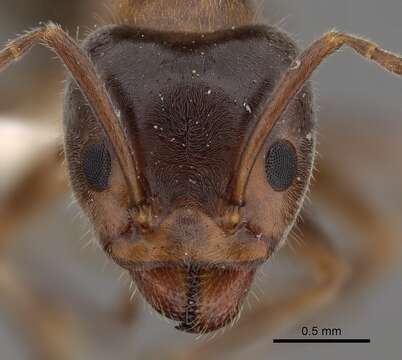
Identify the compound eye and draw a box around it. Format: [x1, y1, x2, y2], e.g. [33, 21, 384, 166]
[81, 143, 112, 191]
[265, 140, 297, 191]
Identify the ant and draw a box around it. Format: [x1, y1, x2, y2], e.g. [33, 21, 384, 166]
[0, 0, 401, 357]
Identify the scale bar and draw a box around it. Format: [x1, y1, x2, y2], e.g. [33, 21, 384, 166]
[273, 339, 371, 344]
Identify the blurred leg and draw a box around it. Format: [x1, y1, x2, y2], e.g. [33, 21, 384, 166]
[0, 141, 77, 360]
[0, 139, 138, 358]
[0, 261, 80, 360]
[313, 161, 400, 285]
[0, 141, 68, 251]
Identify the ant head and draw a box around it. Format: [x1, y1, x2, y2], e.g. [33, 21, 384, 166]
[63, 25, 315, 333]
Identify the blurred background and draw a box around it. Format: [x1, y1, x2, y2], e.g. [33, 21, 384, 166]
[0, 0, 401, 359]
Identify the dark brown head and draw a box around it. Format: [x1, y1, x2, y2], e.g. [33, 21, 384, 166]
[63, 24, 315, 333]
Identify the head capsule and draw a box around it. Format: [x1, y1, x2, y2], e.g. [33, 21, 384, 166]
[63, 24, 315, 332]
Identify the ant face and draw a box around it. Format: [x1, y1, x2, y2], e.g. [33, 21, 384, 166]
[64, 25, 315, 332]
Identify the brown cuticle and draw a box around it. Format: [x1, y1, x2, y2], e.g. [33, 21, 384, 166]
[3, 0, 402, 336]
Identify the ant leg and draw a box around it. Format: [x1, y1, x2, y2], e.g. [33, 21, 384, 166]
[0, 130, 136, 357]
[312, 161, 400, 286]
[0, 139, 68, 251]
[164, 216, 349, 360]
[0, 261, 78, 360]
[0, 138, 76, 360]
[0, 263, 137, 360]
